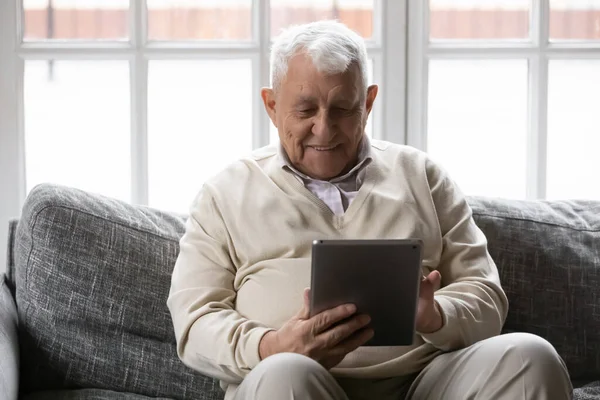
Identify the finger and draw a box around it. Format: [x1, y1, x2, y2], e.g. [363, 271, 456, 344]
[297, 288, 311, 320]
[420, 275, 433, 299]
[420, 271, 442, 298]
[318, 313, 371, 348]
[311, 303, 358, 334]
[428, 270, 442, 291]
[327, 327, 374, 358]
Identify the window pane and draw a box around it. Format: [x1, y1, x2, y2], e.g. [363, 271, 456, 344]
[23, 0, 128, 41]
[271, 0, 373, 39]
[547, 61, 600, 200]
[148, 60, 252, 213]
[147, 0, 251, 40]
[269, 58, 374, 144]
[24, 61, 131, 201]
[430, 0, 530, 40]
[550, 0, 600, 40]
[427, 60, 528, 198]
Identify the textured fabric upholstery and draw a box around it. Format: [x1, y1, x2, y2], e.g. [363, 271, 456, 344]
[469, 197, 600, 383]
[0, 275, 19, 400]
[14, 184, 223, 400]
[8, 184, 600, 399]
[575, 383, 600, 400]
[21, 388, 173, 399]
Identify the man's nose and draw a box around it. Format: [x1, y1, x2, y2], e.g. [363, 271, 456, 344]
[311, 110, 334, 139]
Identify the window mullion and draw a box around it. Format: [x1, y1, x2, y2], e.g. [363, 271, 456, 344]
[406, 0, 428, 150]
[371, 0, 381, 46]
[533, 0, 550, 50]
[370, 52, 384, 140]
[0, 0, 24, 273]
[538, 0, 550, 200]
[253, 0, 270, 149]
[381, 0, 408, 145]
[526, 0, 549, 199]
[531, 0, 540, 47]
[130, 0, 149, 205]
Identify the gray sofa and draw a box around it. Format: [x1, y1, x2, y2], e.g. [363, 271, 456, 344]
[1, 183, 599, 399]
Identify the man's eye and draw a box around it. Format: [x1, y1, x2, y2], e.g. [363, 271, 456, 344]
[332, 107, 353, 114]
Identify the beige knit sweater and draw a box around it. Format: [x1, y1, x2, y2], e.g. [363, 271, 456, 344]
[167, 139, 508, 395]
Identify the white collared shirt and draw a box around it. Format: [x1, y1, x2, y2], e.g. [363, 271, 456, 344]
[278, 136, 372, 215]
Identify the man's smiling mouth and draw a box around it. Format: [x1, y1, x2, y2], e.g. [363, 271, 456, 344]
[307, 144, 340, 151]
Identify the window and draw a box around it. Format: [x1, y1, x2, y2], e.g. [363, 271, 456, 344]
[408, 0, 600, 200]
[3, 1, 599, 271]
[1, 0, 406, 218]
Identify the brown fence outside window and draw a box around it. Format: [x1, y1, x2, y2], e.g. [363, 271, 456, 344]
[23, 8, 600, 41]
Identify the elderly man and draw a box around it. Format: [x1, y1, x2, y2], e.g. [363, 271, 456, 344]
[168, 20, 572, 400]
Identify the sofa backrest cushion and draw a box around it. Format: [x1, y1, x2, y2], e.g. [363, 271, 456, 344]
[13, 184, 600, 390]
[469, 196, 600, 381]
[14, 184, 223, 400]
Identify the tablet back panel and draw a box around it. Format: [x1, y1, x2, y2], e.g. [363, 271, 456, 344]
[310, 239, 422, 346]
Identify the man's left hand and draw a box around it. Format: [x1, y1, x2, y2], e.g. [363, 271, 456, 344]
[416, 270, 443, 333]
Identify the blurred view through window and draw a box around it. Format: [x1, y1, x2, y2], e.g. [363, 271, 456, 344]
[23, 0, 375, 41]
[15, 0, 600, 210]
[23, 0, 600, 41]
[430, 0, 600, 40]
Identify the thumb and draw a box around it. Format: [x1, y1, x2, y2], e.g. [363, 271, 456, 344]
[297, 288, 311, 319]
[428, 270, 442, 291]
[420, 275, 433, 299]
[420, 271, 441, 299]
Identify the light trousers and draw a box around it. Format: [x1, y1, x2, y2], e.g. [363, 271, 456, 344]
[231, 333, 573, 400]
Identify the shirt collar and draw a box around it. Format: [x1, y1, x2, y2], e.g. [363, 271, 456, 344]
[278, 135, 373, 183]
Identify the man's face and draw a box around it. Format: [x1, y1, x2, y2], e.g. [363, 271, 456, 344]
[262, 53, 378, 180]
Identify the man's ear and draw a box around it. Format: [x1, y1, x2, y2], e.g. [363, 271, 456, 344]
[261, 88, 277, 127]
[365, 84, 378, 116]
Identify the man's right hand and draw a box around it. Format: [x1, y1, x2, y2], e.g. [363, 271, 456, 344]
[258, 288, 374, 369]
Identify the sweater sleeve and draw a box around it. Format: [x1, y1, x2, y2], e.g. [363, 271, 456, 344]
[167, 185, 274, 383]
[417, 158, 509, 351]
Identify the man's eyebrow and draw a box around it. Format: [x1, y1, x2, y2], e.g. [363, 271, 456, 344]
[332, 97, 358, 104]
[330, 96, 359, 105]
[295, 96, 317, 105]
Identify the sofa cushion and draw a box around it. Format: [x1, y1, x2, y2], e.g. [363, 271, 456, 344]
[0, 275, 19, 400]
[13, 183, 600, 396]
[22, 389, 173, 400]
[469, 197, 600, 382]
[574, 382, 600, 400]
[15, 184, 223, 400]
[19, 385, 600, 400]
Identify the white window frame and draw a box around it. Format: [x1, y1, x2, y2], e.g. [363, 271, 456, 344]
[0, 0, 407, 271]
[0, 0, 23, 274]
[407, 0, 600, 200]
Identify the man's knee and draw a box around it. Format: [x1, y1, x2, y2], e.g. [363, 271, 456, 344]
[238, 353, 346, 400]
[494, 333, 572, 392]
[253, 352, 325, 379]
[500, 333, 565, 368]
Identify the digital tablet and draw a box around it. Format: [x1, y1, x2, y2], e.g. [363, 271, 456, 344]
[310, 239, 423, 346]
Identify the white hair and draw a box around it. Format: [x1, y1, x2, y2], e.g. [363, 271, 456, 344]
[270, 20, 369, 94]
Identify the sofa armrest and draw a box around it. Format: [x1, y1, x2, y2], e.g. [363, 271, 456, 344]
[0, 274, 19, 400]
